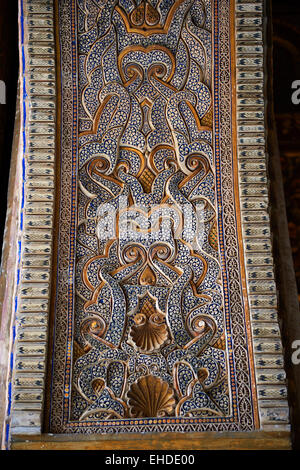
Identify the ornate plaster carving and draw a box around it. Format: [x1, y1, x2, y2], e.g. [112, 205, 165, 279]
[5, 0, 290, 441]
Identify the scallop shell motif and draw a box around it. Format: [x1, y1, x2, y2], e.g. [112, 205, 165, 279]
[129, 300, 168, 353]
[127, 375, 175, 417]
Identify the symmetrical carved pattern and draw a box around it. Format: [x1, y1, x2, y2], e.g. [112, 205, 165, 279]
[70, 0, 231, 424]
[127, 375, 176, 418]
[7, 0, 290, 441]
[46, 0, 289, 434]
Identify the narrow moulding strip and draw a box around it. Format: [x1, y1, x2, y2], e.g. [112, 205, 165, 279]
[4, 0, 291, 448]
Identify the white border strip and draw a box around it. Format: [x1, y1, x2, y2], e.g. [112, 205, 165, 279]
[235, 0, 290, 430]
[9, 0, 56, 435]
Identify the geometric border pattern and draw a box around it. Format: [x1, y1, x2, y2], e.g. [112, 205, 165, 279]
[235, 0, 289, 430]
[9, 0, 56, 436]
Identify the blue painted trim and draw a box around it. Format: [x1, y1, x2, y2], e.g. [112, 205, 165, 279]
[5, 0, 26, 450]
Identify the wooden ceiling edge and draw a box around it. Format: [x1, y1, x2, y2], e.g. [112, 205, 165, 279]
[10, 431, 292, 451]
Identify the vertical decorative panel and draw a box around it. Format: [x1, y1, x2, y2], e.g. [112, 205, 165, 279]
[235, 0, 289, 429]
[8, 0, 56, 436]
[7, 0, 290, 441]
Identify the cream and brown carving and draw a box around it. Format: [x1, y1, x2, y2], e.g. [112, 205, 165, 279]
[5, 0, 290, 443]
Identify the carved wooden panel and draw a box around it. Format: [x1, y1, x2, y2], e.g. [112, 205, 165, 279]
[7, 0, 290, 442]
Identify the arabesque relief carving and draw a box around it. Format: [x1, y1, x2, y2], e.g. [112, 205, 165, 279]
[71, 0, 230, 421]
[6, 0, 290, 441]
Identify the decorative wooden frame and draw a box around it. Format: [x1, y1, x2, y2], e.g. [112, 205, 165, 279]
[1, 0, 292, 449]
